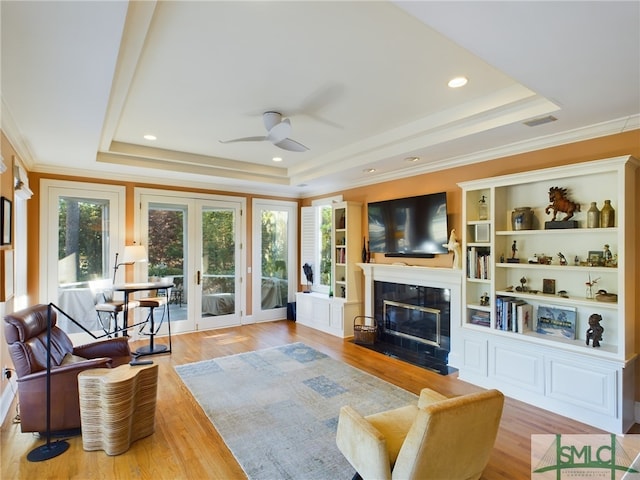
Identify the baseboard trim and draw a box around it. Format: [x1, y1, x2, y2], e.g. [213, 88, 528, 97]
[0, 378, 17, 427]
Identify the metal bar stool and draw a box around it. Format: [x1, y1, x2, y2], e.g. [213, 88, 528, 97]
[91, 279, 140, 337]
[136, 287, 172, 356]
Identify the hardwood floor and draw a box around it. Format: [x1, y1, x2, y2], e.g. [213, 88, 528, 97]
[1, 320, 613, 479]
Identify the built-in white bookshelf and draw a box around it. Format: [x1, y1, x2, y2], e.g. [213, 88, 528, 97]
[457, 155, 638, 433]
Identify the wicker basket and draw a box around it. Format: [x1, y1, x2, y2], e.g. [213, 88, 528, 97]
[353, 316, 377, 345]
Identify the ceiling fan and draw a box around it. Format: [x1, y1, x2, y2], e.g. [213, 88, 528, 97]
[219, 111, 309, 152]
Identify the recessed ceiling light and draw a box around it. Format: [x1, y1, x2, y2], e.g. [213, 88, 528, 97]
[143, 134, 157, 141]
[363, 168, 376, 173]
[405, 156, 419, 163]
[448, 76, 468, 88]
[272, 157, 283, 162]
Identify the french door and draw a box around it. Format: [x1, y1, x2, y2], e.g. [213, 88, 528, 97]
[251, 199, 297, 322]
[40, 180, 126, 341]
[136, 189, 245, 333]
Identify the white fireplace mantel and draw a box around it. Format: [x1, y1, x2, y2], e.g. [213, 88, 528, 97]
[357, 263, 462, 316]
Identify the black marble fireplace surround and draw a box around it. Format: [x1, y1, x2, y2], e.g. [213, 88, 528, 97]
[362, 280, 455, 375]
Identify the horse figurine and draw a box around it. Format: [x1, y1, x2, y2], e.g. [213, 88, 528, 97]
[545, 186, 580, 221]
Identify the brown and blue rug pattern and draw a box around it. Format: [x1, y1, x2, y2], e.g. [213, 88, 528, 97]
[175, 342, 417, 480]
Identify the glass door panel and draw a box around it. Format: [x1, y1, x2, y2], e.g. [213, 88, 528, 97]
[198, 203, 242, 329]
[57, 196, 109, 334]
[252, 200, 297, 322]
[147, 203, 187, 326]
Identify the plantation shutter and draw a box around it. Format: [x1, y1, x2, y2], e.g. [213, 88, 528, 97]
[300, 206, 317, 286]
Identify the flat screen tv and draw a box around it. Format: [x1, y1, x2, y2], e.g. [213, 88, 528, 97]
[368, 192, 448, 258]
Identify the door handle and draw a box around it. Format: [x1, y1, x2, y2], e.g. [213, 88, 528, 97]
[197, 270, 201, 285]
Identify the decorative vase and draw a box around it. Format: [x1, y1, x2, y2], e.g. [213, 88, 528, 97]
[362, 237, 367, 263]
[600, 200, 615, 227]
[586, 202, 600, 228]
[366, 241, 371, 263]
[511, 207, 534, 231]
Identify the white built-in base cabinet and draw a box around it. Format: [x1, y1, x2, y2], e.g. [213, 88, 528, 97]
[458, 330, 635, 434]
[295, 292, 361, 338]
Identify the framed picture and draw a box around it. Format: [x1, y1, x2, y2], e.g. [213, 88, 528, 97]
[1, 197, 11, 245]
[536, 305, 577, 339]
[542, 278, 556, 295]
[588, 250, 604, 267]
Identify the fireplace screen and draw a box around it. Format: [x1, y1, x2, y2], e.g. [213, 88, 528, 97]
[383, 300, 441, 348]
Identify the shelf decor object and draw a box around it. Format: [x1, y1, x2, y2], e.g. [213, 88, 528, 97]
[600, 199, 615, 227]
[457, 155, 638, 434]
[511, 207, 534, 230]
[587, 202, 600, 228]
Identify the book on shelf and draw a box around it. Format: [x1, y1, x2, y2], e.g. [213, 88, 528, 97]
[536, 305, 577, 340]
[467, 246, 491, 280]
[510, 300, 527, 332]
[516, 303, 534, 334]
[495, 296, 510, 331]
[470, 311, 490, 327]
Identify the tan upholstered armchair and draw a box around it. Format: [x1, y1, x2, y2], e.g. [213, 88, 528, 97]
[4, 304, 131, 433]
[336, 387, 504, 480]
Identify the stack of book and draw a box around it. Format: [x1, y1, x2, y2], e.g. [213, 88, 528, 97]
[495, 296, 533, 333]
[470, 311, 490, 327]
[467, 246, 491, 279]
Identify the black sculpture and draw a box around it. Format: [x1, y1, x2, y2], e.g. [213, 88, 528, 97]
[302, 263, 313, 293]
[586, 313, 604, 348]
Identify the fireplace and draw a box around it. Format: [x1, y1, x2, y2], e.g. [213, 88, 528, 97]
[383, 300, 441, 348]
[358, 264, 462, 375]
[374, 281, 452, 374]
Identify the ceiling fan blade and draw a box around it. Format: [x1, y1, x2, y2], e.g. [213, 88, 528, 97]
[263, 111, 283, 131]
[219, 136, 267, 144]
[274, 138, 309, 152]
[267, 119, 292, 144]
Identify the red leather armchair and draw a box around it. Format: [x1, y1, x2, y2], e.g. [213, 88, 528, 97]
[4, 304, 131, 433]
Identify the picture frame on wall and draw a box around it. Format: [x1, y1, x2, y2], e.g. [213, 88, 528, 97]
[1, 196, 11, 245]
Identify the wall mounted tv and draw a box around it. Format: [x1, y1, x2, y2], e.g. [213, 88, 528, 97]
[368, 192, 449, 258]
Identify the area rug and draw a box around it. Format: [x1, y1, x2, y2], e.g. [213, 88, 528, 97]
[174, 342, 417, 480]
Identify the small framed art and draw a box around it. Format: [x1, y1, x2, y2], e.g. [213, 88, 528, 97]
[1, 197, 11, 245]
[542, 278, 556, 295]
[536, 305, 577, 339]
[588, 250, 604, 267]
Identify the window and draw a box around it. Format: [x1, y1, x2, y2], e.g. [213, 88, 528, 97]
[300, 196, 342, 293]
